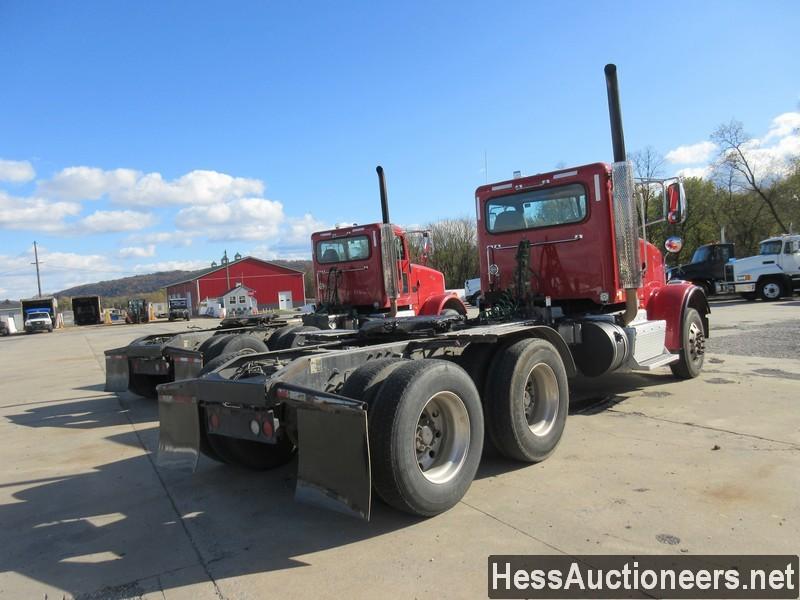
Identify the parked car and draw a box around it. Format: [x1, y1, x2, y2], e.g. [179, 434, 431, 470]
[24, 311, 53, 333]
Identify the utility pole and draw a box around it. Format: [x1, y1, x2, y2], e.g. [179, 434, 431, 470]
[31, 241, 42, 298]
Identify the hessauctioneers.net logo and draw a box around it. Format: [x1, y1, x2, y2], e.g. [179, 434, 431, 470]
[488, 555, 799, 599]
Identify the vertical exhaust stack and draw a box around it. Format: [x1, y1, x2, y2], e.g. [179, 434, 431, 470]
[375, 166, 399, 316]
[377, 165, 390, 224]
[604, 64, 641, 325]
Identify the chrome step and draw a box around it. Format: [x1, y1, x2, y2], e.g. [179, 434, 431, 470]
[630, 352, 679, 371]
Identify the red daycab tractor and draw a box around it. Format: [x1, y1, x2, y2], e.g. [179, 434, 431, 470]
[303, 167, 466, 330]
[155, 65, 709, 521]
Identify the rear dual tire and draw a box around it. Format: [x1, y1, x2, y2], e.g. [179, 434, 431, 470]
[366, 360, 484, 517]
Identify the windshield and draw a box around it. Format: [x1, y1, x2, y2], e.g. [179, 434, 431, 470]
[316, 235, 371, 263]
[759, 241, 782, 255]
[486, 183, 587, 233]
[29, 312, 49, 320]
[691, 246, 710, 263]
[170, 299, 187, 308]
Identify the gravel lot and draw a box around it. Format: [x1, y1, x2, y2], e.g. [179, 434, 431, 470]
[0, 300, 797, 599]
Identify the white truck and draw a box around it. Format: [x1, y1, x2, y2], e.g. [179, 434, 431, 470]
[723, 234, 800, 301]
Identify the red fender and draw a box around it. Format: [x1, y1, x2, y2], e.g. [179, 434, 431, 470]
[418, 292, 467, 316]
[646, 282, 710, 351]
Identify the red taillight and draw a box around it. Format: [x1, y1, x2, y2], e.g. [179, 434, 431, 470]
[262, 419, 273, 438]
[209, 414, 220, 430]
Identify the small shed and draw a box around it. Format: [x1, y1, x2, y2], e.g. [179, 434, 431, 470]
[222, 283, 257, 317]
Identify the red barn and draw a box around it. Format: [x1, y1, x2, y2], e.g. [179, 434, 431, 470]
[165, 256, 305, 315]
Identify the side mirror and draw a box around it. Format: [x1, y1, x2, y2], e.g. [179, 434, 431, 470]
[665, 236, 683, 253]
[421, 232, 433, 264]
[666, 180, 687, 224]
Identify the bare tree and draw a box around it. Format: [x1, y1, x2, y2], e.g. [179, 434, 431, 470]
[711, 120, 789, 233]
[410, 218, 479, 288]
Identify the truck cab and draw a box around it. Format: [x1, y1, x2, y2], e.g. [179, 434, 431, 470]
[725, 234, 800, 300]
[667, 243, 735, 296]
[168, 297, 191, 321]
[24, 310, 53, 333]
[306, 222, 464, 329]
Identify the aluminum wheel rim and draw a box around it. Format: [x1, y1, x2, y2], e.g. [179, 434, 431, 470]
[763, 283, 781, 299]
[523, 363, 559, 437]
[687, 321, 705, 363]
[415, 391, 470, 484]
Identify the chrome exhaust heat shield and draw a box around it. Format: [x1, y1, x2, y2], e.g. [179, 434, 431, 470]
[278, 383, 372, 520]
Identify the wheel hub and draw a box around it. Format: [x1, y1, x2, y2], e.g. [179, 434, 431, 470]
[523, 363, 559, 437]
[688, 322, 705, 361]
[415, 392, 470, 484]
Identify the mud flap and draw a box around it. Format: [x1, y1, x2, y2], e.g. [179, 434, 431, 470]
[157, 387, 201, 471]
[104, 350, 130, 392]
[169, 350, 204, 381]
[277, 384, 371, 520]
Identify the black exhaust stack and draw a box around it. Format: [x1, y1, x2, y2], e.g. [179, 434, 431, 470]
[376, 165, 390, 224]
[604, 64, 626, 163]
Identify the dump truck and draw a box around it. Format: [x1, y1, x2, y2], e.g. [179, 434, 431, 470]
[303, 174, 465, 331]
[72, 295, 103, 326]
[155, 65, 709, 521]
[20, 297, 57, 332]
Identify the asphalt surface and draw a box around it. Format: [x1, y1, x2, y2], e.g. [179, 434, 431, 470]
[0, 301, 798, 599]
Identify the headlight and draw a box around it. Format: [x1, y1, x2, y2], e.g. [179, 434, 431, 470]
[736, 274, 751, 281]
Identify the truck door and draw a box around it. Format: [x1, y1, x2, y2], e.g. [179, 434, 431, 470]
[783, 239, 800, 291]
[711, 244, 733, 280]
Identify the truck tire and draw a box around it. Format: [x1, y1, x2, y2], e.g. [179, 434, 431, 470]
[484, 338, 568, 463]
[217, 335, 268, 357]
[669, 307, 705, 380]
[758, 278, 784, 301]
[197, 334, 225, 356]
[279, 326, 321, 349]
[198, 349, 257, 376]
[340, 357, 407, 406]
[200, 334, 238, 362]
[369, 360, 483, 517]
[741, 292, 756, 301]
[267, 325, 302, 349]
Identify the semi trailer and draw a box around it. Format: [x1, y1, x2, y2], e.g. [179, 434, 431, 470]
[156, 64, 709, 520]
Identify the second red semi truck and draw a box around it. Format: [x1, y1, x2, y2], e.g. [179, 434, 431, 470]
[155, 64, 709, 520]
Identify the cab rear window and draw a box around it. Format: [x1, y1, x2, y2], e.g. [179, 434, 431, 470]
[486, 183, 587, 233]
[316, 236, 371, 263]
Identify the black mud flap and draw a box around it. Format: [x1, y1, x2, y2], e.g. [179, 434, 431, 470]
[104, 349, 130, 392]
[277, 384, 371, 520]
[157, 383, 201, 471]
[168, 349, 204, 381]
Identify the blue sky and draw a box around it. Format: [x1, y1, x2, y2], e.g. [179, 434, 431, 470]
[1, 1, 799, 298]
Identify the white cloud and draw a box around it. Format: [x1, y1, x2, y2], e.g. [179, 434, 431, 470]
[0, 159, 36, 183]
[79, 210, 157, 233]
[284, 214, 330, 245]
[175, 197, 285, 241]
[0, 190, 82, 232]
[763, 112, 800, 141]
[119, 244, 156, 258]
[132, 259, 210, 273]
[0, 248, 124, 298]
[39, 167, 264, 206]
[676, 166, 712, 179]
[39, 167, 139, 200]
[665, 141, 718, 164]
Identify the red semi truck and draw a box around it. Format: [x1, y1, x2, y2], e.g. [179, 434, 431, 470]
[156, 64, 708, 520]
[303, 168, 465, 330]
